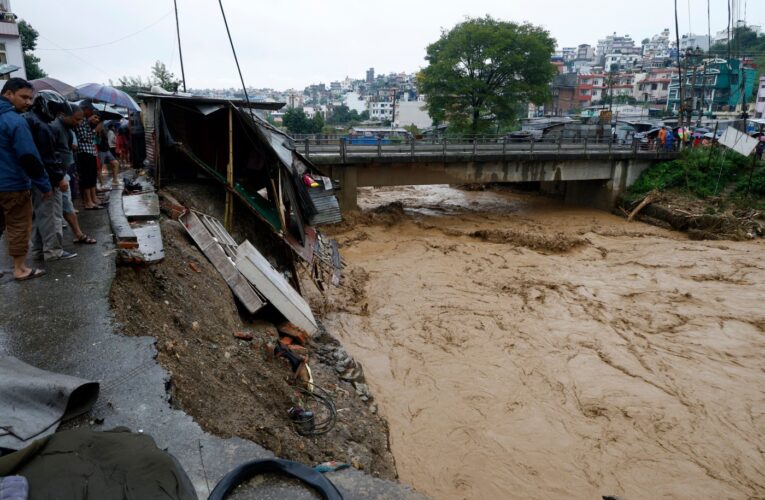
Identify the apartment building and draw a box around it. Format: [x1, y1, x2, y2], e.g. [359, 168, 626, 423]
[0, 0, 26, 80]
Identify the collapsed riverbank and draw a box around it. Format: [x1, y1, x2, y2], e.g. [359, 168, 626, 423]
[317, 185, 765, 499]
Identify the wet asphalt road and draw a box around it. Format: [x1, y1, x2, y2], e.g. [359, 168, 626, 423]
[0, 203, 422, 499]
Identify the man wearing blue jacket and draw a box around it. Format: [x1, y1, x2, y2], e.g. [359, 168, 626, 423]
[0, 78, 52, 281]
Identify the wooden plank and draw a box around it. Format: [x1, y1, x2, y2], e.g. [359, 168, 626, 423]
[123, 192, 160, 221]
[235, 240, 318, 335]
[179, 211, 266, 314]
[132, 221, 164, 264]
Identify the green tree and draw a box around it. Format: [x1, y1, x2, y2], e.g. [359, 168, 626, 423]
[417, 16, 556, 134]
[117, 60, 179, 97]
[150, 61, 181, 92]
[18, 20, 46, 79]
[283, 107, 312, 134]
[311, 112, 324, 134]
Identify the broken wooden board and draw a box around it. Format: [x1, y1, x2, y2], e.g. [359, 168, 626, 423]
[180, 211, 266, 314]
[108, 188, 138, 248]
[235, 240, 318, 336]
[132, 221, 165, 263]
[123, 192, 160, 221]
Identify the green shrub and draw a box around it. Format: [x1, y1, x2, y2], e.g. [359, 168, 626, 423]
[627, 147, 752, 200]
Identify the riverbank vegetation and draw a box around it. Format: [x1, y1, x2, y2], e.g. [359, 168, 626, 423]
[623, 147, 765, 239]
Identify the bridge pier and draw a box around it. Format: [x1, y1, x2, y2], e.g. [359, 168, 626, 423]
[331, 165, 359, 211]
[563, 159, 651, 210]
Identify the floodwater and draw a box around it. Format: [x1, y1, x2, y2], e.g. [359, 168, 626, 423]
[323, 185, 765, 499]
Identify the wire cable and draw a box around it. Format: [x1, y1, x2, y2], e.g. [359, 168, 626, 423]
[216, 0, 254, 118]
[37, 10, 173, 51]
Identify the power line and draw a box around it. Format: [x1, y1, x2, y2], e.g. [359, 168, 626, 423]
[38, 34, 113, 80]
[217, 0, 253, 116]
[37, 10, 172, 51]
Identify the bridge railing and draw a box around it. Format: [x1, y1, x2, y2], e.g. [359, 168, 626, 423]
[294, 134, 656, 161]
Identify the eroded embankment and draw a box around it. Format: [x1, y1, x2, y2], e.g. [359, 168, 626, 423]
[317, 185, 765, 499]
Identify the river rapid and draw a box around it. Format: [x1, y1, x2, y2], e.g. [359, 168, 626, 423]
[321, 185, 765, 499]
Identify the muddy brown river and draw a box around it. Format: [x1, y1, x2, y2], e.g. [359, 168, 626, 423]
[321, 185, 765, 499]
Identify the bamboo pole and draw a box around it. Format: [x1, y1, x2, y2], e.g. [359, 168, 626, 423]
[224, 107, 234, 231]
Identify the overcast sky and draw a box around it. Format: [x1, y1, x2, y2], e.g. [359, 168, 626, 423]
[21, 0, 765, 91]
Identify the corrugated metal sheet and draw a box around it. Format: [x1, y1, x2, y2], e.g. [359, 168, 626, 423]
[144, 100, 157, 169]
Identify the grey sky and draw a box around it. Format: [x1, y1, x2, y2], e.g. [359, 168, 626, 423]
[21, 0, 764, 90]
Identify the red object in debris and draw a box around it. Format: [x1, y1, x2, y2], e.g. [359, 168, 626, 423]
[234, 331, 253, 341]
[276, 322, 309, 345]
[188, 262, 201, 273]
[302, 174, 319, 188]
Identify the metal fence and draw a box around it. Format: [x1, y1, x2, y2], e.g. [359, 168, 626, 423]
[290, 134, 670, 161]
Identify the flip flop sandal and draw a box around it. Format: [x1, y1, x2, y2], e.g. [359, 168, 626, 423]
[15, 268, 46, 281]
[74, 234, 97, 244]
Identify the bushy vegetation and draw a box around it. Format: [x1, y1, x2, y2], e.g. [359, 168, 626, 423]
[627, 147, 759, 200]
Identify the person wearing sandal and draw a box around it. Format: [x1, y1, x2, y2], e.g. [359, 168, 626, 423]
[51, 104, 96, 246]
[74, 100, 101, 209]
[0, 78, 52, 281]
[26, 90, 78, 262]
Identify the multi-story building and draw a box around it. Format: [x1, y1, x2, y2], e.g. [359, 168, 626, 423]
[576, 44, 595, 61]
[755, 76, 765, 119]
[679, 33, 710, 52]
[561, 47, 577, 62]
[596, 33, 640, 65]
[0, 0, 26, 80]
[551, 73, 579, 114]
[634, 68, 678, 103]
[604, 53, 641, 71]
[642, 29, 671, 60]
[666, 58, 758, 114]
[365, 68, 375, 84]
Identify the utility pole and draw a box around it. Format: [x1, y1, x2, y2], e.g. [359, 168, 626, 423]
[173, 0, 187, 92]
[674, 0, 685, 139]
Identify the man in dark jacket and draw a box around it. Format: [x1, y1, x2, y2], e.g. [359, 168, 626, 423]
[0, 78, 52, 280]
[26, 90, 77, 262]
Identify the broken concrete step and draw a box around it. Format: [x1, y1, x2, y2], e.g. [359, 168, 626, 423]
[108, 188, 138, 249]
[123, 192, 160, 221]
[132, 221, 164, 264]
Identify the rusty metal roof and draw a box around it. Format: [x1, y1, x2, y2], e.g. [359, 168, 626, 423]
[137, 92, 285, 110]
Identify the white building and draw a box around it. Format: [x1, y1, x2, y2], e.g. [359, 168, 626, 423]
[0, 0, 26, 80]
[679, 33, 710, 52]
[642, 29, 671, 60]
[755, 76, 765, 119]
[394, 99, 432, 129]
[604, 53, 641, 71]
[342, 91, 367, 114]
[369, 100, 393, 121]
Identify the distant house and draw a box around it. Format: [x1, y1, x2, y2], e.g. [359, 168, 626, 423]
[0, 0, 26, 80]
[666, 58, 758, 114]
[754, 76, 765, 119]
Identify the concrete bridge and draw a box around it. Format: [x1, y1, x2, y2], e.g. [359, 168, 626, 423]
[299, 137, 679, 211]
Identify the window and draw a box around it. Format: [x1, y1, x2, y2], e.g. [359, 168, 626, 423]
[651, 83, 658, 90]
[662, 83, 668, 90]
[0, 43, 6, 65]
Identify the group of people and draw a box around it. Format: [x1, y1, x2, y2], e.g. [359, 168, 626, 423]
[0, 77, 131, 281]
[653, 126, 712, 151]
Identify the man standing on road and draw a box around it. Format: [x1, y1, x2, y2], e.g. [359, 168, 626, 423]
[0, 78, 52, 281]
[73, 100, 103, 210]
[26, 90, 77, 262]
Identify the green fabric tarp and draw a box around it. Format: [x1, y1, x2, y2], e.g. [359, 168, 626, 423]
[0, 427, 196, 500]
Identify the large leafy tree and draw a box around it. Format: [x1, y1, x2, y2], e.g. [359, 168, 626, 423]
[283, 108, 324, 134]
[418, 16, 556, 134]
[18, 20, 46, 79]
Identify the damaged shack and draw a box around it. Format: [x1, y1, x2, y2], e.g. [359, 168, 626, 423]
[138, 93, 342, 334]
